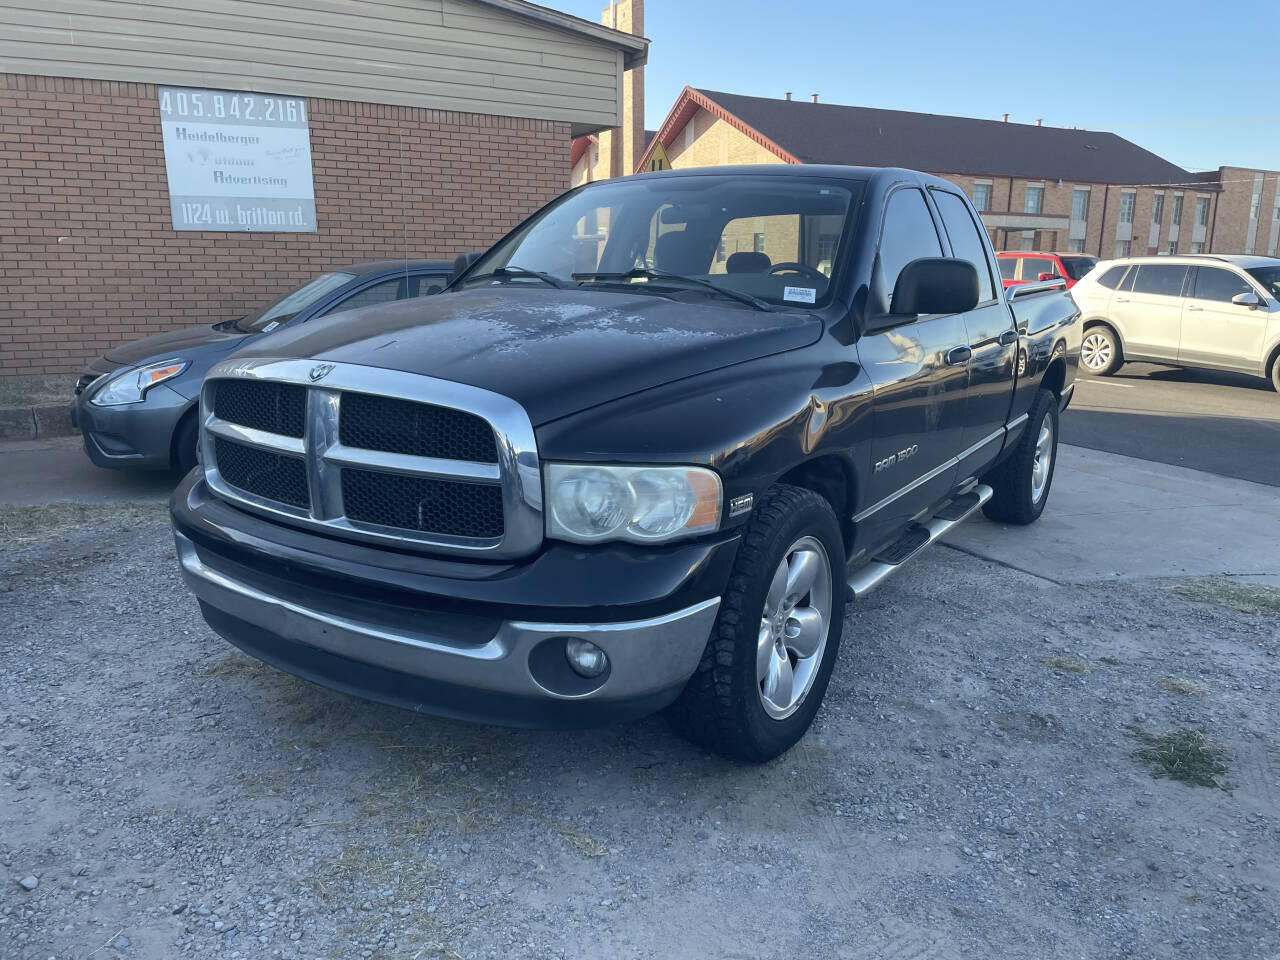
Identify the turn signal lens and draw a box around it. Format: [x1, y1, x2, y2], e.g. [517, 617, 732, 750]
[545, 463, 722, 545]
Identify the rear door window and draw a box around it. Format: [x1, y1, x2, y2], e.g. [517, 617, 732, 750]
[1130, 264, 1188, 298]
[932, 190, 995, 302]
[1191, 267, 1252, 302]
[322, 277, 405, 316]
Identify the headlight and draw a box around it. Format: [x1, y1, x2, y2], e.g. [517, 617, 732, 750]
[545, 463, 721, 545]
[89, 358, 187, 406]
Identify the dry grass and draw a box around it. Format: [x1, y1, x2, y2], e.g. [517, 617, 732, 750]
[1128, 726, 1229, 789]
[1171, 577, 1280, 617]
[1156, 676, 1207, 697]
[1041, 656, 1090, 674]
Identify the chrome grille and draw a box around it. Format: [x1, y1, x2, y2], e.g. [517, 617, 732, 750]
[199, 359, 543, 558]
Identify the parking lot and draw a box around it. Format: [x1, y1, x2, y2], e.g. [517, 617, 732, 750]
[3, 367, 1279, 960]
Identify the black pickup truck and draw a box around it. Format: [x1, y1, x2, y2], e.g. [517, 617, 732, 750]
[171, 165, 1079, 762]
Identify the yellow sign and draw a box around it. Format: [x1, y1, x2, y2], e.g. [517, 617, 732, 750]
[645, 140, 671, 172]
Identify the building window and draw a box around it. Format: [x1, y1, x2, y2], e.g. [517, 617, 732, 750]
[1195, 196, 1210, 227]
[1250, 183, 1263, 220]
[1151, 192, 1164, 224]
[1190, 241, 1205, 253]
[753, 232, 765, 253]
[972, 183, 992, 212]
[1171, 194, 1183, 225]
[1118, 192, 1136, 224]
[1071, 188, 1089, 222]
[1068, 238, 1085, 253]
[1166, 240, 1177, 255]
[717, 237, 726, 262]
[1024, 185, 1044, 215]
[1115, 239, 1131, 257]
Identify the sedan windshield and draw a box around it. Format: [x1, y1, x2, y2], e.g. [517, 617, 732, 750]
[1060, 256, 1098, 280]
[461, 175, 859, 309]
[234, 272, 355, 333]
[1246, 265, 1280, 299]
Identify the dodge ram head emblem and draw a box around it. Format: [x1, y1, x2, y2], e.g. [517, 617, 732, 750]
[308, 363, 335, 382]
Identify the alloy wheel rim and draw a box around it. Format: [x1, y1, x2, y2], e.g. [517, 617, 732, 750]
[1031, 413, 1054, 503]
[1081, 333, 1112, 371]
[756, 536, 832, 720]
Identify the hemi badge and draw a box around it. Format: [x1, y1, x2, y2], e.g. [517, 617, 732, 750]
[729, 493, 754, 518]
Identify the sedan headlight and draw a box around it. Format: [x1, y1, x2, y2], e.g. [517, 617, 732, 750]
[89, 358, 187, 406]
[545, 463, 721, 545]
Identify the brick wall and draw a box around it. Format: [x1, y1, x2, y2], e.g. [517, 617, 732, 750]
[0, 74, 571, 377]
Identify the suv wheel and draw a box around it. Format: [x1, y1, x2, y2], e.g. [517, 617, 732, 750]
[982, 388, 1060, 526]
[669, 484, 846, 762]
[1081, 325, 1122, 376]
[1271, 354, 1280, 394]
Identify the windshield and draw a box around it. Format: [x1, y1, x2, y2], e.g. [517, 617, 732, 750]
[1061, 256, 1098, 280]
[462, 175, 860, 309]
[234, 272, 355, 333]
[1246, 266, 1280, 299]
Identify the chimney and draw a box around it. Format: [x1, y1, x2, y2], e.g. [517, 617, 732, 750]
[1002, 113, 1009, 122]
[599, 0, 644, 177]
[1036, 118, 1043, 126]
[785, 91, 792, 101]
[811, 93, 819, 103]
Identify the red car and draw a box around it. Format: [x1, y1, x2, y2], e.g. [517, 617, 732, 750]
[996, 251, 1098, 290]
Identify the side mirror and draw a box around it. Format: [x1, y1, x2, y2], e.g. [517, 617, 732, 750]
[1037, 272, 1060, 282]
[1232, 291, 1261, 308]
[451, 251, 484, 283]
[890, 257, 980, 316]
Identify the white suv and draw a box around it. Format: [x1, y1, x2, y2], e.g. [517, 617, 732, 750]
[1070, 255, 1280, 392]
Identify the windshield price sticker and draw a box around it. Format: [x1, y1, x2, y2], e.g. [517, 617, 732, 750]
[784, 286, 817, 304]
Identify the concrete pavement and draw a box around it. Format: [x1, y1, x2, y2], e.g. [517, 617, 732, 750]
[0, 436, 174, 506]
[948, 444, 1280, 584]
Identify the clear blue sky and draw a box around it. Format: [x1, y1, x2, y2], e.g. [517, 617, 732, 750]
[561, 0, 1280, 172]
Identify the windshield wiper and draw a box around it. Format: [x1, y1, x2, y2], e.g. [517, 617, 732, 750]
[463, 265, 569, 289]
[573, 268, 775, 312]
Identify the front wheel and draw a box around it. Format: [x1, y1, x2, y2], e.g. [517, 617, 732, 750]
[981, 388, 1060, 526]
[669, 485, 846, 762]
[1270, 356, 1280, 394]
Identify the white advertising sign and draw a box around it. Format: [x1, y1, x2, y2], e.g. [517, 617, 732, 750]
[158, 86, 317, 232]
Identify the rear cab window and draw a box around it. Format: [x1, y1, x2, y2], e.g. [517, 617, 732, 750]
[998, 257, 1018, 281]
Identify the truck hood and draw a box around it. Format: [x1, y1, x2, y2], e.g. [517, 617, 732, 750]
[228, 287, 822, 424]
[104, 323, 247, 366]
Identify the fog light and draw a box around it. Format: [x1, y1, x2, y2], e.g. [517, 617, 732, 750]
[565, 638, 608, 678]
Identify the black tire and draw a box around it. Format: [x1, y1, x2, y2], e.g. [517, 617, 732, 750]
[669, 484, 846, 763]
[1081, 324, 1122, 376]
[172, 412, 199, 476]
[1271, 354, 1280, 394]
[982, 388, 1059, 526]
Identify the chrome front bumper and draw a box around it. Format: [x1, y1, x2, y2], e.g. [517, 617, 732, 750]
[175, 531, 720, 722]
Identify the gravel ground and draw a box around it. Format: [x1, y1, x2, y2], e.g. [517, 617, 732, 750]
[2, 502, 1278, 959]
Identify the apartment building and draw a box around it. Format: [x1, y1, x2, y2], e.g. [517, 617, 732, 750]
[632, 88, 1239, 261]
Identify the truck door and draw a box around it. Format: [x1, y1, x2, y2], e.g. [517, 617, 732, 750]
[857, 185, 970, 546]
[930, 188, 1018, 477]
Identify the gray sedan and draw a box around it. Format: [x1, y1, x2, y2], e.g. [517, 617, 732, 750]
[72, 260, 453, 473]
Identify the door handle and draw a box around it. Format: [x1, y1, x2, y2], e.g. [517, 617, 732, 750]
[1186, 305, 1203, 312]
[998, 330, 1018, 346]
[946, 346, 972, 366]
[1115, 297, 1130, 303]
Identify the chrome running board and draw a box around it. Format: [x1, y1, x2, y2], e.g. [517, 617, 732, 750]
[846, 483, 993, 599]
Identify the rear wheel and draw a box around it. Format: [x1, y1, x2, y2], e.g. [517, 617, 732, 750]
[982, 388, 1059, 526]
[1081, 325, 1122, 376]
[669, 485, 846, 763]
